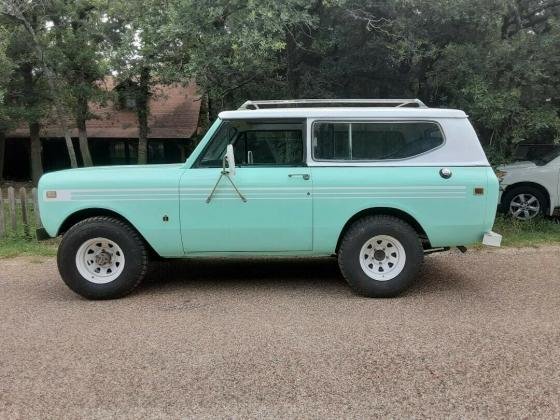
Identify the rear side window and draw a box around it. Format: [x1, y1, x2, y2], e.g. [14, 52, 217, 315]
[313, 121, 444, 161]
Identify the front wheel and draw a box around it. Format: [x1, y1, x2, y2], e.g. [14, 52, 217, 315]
[338, 215, 423, 298]
[57, 217, 148, 299]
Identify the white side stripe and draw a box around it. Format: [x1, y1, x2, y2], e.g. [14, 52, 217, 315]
[44, 186, 470, 202]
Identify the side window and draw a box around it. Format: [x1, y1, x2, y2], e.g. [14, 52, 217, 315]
[234, 130, 303, 166]
[197, 120, 305, 167]
[313, 121, 444, 161]
[313, 123, 349, 160]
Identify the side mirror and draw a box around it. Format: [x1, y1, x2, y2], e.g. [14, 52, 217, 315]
[223, 144, 236, 176]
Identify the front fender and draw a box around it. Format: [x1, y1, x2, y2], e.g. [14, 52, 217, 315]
[39, 198, 184, 257]
[38, 165, 186, 257]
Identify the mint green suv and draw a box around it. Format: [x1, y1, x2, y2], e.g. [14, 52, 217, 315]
[38, 99, 500, 299]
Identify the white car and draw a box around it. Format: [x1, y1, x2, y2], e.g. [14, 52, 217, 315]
[496, 145, 560, 220]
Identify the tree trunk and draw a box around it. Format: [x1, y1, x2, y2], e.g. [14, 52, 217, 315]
[77, 96, 93, 166]
[29, 122, 43, 185]
[77, 125, 92, 166]
[192, 92, 211, 147]
[0, 131, 5, 181]
[136, 66, 150, 165]
[43, 67, 78, 168]
[21, 63, 44, 183]
[137, 114, 148, 165]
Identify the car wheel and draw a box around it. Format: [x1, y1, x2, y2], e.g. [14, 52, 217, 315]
[338, 215, 423, 298]
[57, 216, 148, 299]
[502, 187, 546, 221]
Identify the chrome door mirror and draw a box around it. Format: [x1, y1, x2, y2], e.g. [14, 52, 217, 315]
[223, 144, 236, 176]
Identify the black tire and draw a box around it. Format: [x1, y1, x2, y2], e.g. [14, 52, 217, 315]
[57, 216, 148, 300]
[501, 186, 547, 221]
[338, 215, 423, 298]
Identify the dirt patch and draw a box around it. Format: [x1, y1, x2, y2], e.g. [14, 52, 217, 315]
[1, 249, 559, 418]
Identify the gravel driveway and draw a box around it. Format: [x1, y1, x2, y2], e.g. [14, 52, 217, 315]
[1, 247, 559, 418]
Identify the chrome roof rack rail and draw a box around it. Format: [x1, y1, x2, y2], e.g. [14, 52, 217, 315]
[238, 99, 428, 110]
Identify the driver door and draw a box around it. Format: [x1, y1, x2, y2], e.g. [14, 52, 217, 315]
[179, 120, 312, 253]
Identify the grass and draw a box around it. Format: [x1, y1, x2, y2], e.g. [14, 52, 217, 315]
[0, 237, 60, 258]
[0, 201, 60, 258]
[0, 213, 559, 259]
[491, 215, 560, 247]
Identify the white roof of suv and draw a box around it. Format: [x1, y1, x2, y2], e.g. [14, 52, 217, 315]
[216, 99, 487, 167]
[219, 99, 467, 120]
[219, 107, 467, 120]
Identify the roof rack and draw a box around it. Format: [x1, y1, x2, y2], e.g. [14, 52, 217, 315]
[238, 99, 428, 110]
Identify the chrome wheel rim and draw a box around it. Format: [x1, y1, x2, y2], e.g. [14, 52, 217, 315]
[510, 193, 540, 220]
[359, 235, 406, 281]
[75, 237, 125, 284]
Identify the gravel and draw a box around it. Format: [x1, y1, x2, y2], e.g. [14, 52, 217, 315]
[1, 247, 559, 419]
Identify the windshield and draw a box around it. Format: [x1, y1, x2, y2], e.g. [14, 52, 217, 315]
[513, 144, 560, 166]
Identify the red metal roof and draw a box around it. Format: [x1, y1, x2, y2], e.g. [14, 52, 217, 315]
[9, 80, 201, 139]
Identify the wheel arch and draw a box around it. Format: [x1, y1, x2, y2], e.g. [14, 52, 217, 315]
[501, 182, 551, 214]
[335, 207, 430, 253]
[57, 208, 161, 258]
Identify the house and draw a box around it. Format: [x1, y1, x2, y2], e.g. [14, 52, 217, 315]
[1, 80, 202, 181]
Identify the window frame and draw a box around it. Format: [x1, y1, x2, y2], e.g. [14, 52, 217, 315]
[310, 119, 447, 163]
[193, 119, 307, 169]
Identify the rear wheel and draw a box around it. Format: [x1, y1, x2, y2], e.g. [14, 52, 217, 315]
[57, 217, 148, 299]
[502, 186, 547, 221]
[338, 215, 423, 297]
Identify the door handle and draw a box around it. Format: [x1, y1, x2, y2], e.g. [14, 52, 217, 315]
[288, 173, 310, 180]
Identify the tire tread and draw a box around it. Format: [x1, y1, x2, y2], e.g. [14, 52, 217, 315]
[57, 216, 148, 299]
[338, 215, 423, 297]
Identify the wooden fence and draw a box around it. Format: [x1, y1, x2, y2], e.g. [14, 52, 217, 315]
[0, 187, 41, 238]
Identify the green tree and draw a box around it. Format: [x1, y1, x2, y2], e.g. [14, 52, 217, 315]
[417, 0, 560, 160]
[166, 0, 318, 115]
[1, 9, 53, 183]
[2, 0, 560, 172]
[180, 0, 560, 162]
[47, 0, 111, 166]
[6, 33, 52, 184]
[0, 25, 14, 180]
[1, 0, 79, 172]
[107, 0, 180, 164]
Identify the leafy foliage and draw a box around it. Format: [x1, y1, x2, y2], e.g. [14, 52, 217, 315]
[1, 0, 560, 167]
[0, 11, 50, 130]
[45, 0, 110, 123]
[0, 25, 14, 129]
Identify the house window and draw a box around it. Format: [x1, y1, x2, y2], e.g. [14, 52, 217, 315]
[125, 97, 137, 109]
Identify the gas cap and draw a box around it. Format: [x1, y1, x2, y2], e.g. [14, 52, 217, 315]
[439, 168, 452, 179]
